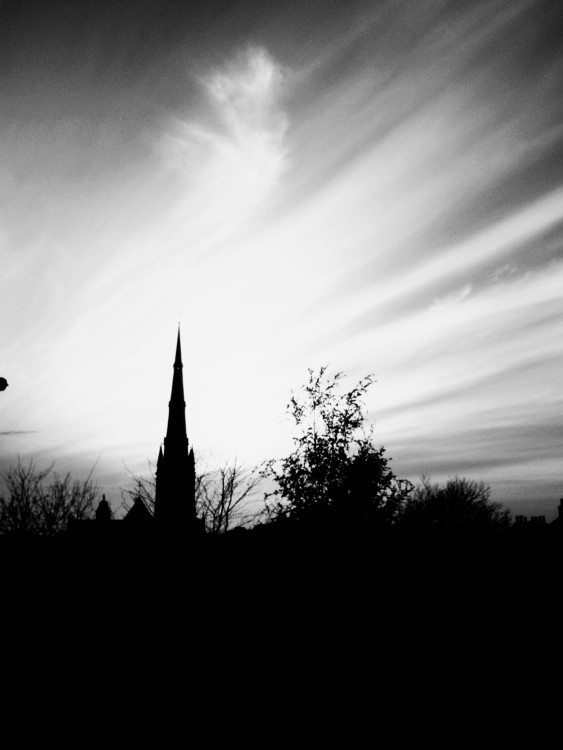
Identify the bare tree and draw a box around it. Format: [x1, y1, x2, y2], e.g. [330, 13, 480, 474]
[197, 460, 262, 534]
[0, 459, 100, 536]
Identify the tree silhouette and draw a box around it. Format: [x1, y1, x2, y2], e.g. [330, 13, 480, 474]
[263, 367, 412, 530]
[197, 460, 261, 534]
[0, 459, 100, 536]
[400, 475, 511, 533]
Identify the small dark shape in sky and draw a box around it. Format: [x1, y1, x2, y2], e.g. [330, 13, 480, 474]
[0, 378, 8, 391]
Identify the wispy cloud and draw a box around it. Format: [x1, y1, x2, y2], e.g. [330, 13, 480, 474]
[161, 46, 288, 223]
[0, 431, 37, 436]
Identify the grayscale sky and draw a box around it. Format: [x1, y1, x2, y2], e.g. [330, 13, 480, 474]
[1, 0, 562, 517]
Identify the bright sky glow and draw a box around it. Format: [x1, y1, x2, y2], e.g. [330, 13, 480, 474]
[1, 0, 562, 517]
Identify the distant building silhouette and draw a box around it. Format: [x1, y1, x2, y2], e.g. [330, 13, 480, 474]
[124, 496, 153, 525]
[154, 329, 197, 529]
[95, 496, 112, 522]
[515, 514, 547, 525]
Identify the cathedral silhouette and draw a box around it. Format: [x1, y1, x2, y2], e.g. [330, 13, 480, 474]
[73, 328, 201, 536]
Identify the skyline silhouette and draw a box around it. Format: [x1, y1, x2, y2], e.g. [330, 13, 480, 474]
[1, 1, 562, 519]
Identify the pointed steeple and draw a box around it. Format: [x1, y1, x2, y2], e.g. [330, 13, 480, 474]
[154, 328, 197, 527]
[174, 326, 182, 367]
[169, 327, 185, 407]
[164, 327, 187, 450]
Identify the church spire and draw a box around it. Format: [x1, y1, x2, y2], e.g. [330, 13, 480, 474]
[155, 328, 196, 527]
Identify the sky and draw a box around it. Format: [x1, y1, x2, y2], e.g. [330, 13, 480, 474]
[1, 0, 562, 519]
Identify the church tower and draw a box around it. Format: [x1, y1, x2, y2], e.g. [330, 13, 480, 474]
[154, 329, 197, 528]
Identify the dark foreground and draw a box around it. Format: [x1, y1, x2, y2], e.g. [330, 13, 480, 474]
[2, 525, 560, 617]
[0, 526, 559, 740]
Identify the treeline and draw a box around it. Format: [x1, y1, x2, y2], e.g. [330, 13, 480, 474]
[0, 367, 557, 542]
